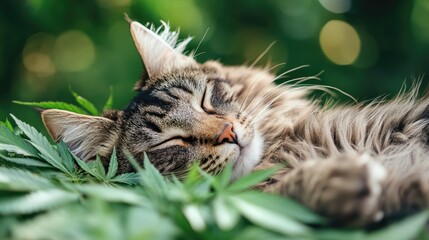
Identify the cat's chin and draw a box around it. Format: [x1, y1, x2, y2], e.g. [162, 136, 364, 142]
[231, 130, 264, 180]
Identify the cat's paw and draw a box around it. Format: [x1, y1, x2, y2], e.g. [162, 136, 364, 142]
[307, 153, 387, 227]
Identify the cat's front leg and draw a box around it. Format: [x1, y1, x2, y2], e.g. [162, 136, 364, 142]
[267, 153, 387, 226]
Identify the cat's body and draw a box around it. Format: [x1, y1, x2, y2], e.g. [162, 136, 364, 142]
[40, 20, 429, 226]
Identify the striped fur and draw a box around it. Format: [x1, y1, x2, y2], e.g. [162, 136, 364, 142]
[41, 20, 429, 226]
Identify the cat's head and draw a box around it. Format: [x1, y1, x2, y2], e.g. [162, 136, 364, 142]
[41, 21, 264, 179]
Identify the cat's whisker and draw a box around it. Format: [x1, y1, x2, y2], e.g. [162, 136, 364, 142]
[239, 63, 285, 112]
[249, 85, 329, 125]
[191, 28, 210, 59]
[250, 41, 276, 68]
[241, 71, 307, 114]
[270, 65, 311, 84]
[243, 70, 322, 116]
[250, 84, 355, 125]
[244, 76, 320, 117]
[249, 88, 314, 124]
[240, 65, 311, 114]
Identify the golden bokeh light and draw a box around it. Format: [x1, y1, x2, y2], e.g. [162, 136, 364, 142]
[319, 20, 361, 65]
[23, 53, 55, 78]
[22, 33, 56, 78]
[54, 30, 95, 72]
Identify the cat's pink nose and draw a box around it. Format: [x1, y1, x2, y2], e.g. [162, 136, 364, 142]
[216, 123, 237, 144]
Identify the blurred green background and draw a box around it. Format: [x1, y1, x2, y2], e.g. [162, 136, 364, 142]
[1, 0, 428, 131]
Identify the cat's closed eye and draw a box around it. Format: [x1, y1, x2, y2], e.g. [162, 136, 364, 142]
[150, 136, 192, 150]
[201, 84, 216, 114]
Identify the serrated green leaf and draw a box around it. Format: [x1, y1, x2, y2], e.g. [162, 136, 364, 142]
[0, 125, 38, 157]
[0, 153, 51, 168]
[13, 101, 87, 114]
[73, 155, 103, 181]
[56, 142, 75, 173]
[0, 143, 35, 157]
[103, 86, 114, 112]
[228, 194, 311, 236]
[11, 115, 70, 174]
[109, 173, 140, 185]
[106, 148, 118, 179]
[0, 189, 78, 214]
[227, 166, 280, 192]
[94, 156, 106, 178]
[70, 88, 99, 116]
[366, 210, 429, 240]
[0, 167, 54, 191]
[142, 153, 170, 197]
[4, 118, 13, 131]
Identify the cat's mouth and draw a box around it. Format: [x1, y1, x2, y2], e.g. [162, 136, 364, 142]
[230, 129, 264, 180]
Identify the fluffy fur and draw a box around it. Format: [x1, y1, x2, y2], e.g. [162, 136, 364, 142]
[41, 20, 429, 227]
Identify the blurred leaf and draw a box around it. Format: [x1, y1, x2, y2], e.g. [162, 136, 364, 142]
[182, 204, 206, 232]
[213, 196, 240, 230]
[0, 153, 51, 168]
[366, 210, 429, 240]
[11, 115, 70, 174]
[227, 166, 280, 192]
[233, 227, 290, 240]
[214, 162, 233, 191]
[70, 88, 99, 116]
[0, 125, 38, 157]
[0, 189, 78, 214]
[11, 202, 123, 240]
[13, 101, 87, 114]
[0, 167, 54, 191]
[183, 162, 202, 186]
[126, 206, 179, 240]
[103, 86, 114, 112]
[228, 194, 311, 236]
[77, 184, 148, 205]
[0, 143, 35, 157]
[233, 191, 325, 224]
[314, 229, 365, 240]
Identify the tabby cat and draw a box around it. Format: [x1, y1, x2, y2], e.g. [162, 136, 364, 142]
[41, 20, 429, 226]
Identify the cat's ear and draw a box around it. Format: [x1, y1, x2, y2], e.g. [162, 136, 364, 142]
[130, 21, 196, 78]
[41, 109, 120, 160]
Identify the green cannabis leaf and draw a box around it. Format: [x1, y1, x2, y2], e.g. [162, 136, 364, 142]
[1, 91, 429, 239]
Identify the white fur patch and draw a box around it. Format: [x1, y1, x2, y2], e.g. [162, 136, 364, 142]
[231, 130, 264, 180]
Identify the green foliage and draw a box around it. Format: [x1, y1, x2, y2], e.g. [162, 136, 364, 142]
[13, 101, 88, 115]
[0, 95, 429, 239]
[13, 87, 113, 117]
[103, 86, 115, 112]
[70, 87, 100, 115]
